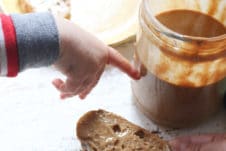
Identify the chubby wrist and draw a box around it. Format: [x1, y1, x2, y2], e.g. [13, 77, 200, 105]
[52, 15, 75, 70]
[52, 14, 65, 63]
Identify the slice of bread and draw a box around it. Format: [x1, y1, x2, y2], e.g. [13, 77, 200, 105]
[77, 110, 171, 151]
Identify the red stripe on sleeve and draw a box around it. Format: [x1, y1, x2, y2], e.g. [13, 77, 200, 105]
[0, 14, 19, 77]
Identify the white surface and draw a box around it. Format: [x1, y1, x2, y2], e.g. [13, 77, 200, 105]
[0, 2, 225, 150]
[0, 66, 226, 151]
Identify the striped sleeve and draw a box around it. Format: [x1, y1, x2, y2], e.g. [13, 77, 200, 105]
[0, 14, 19, 77]
[0, 12, 60, 77]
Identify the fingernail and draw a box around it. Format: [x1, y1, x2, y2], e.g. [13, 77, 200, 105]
[169, 140, 187, 151]
[168, 140, 178, 150]
[60, 94, 66, 100]
[134, 69, 141, 80]
[79, 95, 84, 99]
[79, 94, 86, 100]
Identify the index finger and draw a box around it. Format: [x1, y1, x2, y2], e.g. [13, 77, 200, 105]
[107, 47, 140, 80]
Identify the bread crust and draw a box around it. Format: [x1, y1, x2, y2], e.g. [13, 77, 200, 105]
[76, 110, 171, 151]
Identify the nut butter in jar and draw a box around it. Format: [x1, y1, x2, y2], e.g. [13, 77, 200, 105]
[131, 0, 226, 128]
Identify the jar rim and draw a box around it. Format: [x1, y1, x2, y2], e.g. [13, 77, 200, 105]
[143, 0, 226, 42]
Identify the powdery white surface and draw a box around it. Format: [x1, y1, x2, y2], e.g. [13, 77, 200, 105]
[0, 67, 226, 151]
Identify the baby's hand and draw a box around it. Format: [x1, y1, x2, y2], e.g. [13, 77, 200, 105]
[52, 16, 140, 99]
[169, 133, 226, 151]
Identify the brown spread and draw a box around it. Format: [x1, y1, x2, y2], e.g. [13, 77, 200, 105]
[132, 9, 226, 128]
[156, 10, 226, 37]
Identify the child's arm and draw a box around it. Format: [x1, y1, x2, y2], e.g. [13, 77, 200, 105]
[0, 12, 140, 99]
[0, 13, 59, 76]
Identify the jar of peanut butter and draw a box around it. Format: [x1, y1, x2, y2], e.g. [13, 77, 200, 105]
[131, 0, 226, 128]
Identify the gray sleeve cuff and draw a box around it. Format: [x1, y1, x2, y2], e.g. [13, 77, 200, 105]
[11, 12, 60, 71]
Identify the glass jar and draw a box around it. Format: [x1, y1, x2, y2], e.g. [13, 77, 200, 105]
[131, 0, 226, 128]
